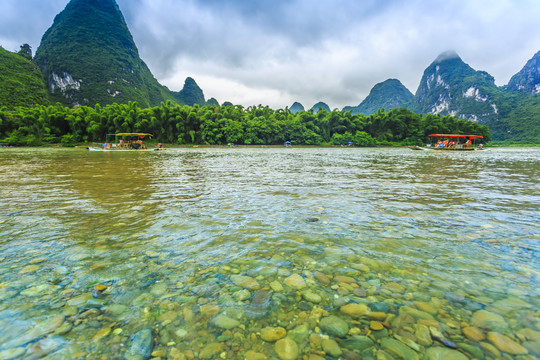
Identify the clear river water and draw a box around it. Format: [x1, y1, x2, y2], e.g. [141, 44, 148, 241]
[0, 147, 538, 360]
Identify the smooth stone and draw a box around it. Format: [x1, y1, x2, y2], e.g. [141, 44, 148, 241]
[399, 306, 434, 321]
[200, 304, 221, 316]
[246, 290, 273, 320]
[0, 347, 26, 360]
[320, 315, 349, 337]
[523, 341, 540, 356]
[480, 342, 501, 357]
[424, 347, 468, 360]
[5, 315, 65, 348]
[380, 338, 419, 360]
[490, 297, 532, 314]
[302, 290, 322, 304]
[20, 284, 58, 297]
[351, 263, 370, 272]
[370, 321, 384, 331]
[414, 301, 437, 315]
[385, 282, 405, 293]
[457, 343, 485, 359]
[471, 310, 507, 331]
[66, 293, 93, 307]
[322, 339, 343, 357]
[132, 293, 154, 307]
[340, 303, 369, 318]
[414, 324, 432, 346]
[174, 329, 188, 339]
[269, 280, 284, 292]
[340, 336, 374, 352]
[369, 302, 390, 313]
[463, 326, 485, 341]
[314, 271, 330, 285]
[288, 324, 309, 344]
[368, 312, 388, 321]
[284, 274, 306, 289]
[275, 338, 299, 360]
[19, 265, 39, 274]
[149, 283, 168, 297]
[335, 275, 356, 284]
[260, 327, 287, 342]
[199, 343, 225, 359]
[126, 327, 153, 360]
[517, 328, 540, 342]
[487, 332, 528, 355]
[233, 289, 251, 301]
[230, 275, 260, 290]
[213, 314, 240, 329]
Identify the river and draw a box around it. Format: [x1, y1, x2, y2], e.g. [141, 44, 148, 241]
[0, 147, 538, 359]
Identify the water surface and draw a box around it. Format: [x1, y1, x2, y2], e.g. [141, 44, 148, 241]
[0, 147, 538, 359]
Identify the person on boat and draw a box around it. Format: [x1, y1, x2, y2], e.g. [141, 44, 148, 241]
[464, 137, 472, 147]
[157, 143, 163, 149]
[448, 140, 456, 148]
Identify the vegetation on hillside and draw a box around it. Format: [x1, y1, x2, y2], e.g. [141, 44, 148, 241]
[34, 0, 175, 107]
[0, 46, 49, 108]
[0, 102, 489, 147]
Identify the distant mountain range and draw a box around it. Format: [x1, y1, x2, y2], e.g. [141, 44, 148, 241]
[292, 50, 540, 142]
[0, 0, 538, 142]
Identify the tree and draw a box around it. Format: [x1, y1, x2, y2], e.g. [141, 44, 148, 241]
[17, 44, 32, 60]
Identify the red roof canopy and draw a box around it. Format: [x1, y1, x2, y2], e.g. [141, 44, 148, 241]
[428, 134, 483, 139]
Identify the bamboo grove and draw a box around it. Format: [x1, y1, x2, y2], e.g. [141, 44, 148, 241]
[0, 101, 490, 146]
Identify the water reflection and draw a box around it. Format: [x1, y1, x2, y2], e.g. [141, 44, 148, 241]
[0, 147, 538, 359]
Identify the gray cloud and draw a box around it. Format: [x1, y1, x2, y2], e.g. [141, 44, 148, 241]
[1, 0, 540, 109]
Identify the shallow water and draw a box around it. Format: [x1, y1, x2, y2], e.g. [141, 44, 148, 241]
[0, 147, 538, 359]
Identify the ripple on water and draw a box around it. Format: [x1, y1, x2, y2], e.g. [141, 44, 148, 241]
[0, 147, 538, 359]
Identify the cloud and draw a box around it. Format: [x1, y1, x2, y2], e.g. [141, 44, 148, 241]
[2, 0, 540, 109]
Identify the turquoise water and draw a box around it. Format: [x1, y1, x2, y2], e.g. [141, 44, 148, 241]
[0, 147, 538, 359]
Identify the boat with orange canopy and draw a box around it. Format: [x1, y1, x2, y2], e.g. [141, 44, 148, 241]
[413, 134, 485, 151]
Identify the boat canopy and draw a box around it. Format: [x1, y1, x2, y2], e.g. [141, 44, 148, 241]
[115, 133, 153, 138]
[428, 134, 483, 139]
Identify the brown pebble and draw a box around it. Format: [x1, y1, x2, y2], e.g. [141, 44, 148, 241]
[370, 321, 384, 331]
[94, 285, 107, 291]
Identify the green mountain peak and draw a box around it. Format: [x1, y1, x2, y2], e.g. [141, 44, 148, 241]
[34, 0, 174, 107]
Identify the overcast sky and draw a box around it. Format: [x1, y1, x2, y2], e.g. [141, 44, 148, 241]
[1, 0, 540, 109]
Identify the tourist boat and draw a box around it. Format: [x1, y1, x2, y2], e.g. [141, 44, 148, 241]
[413, 134, 485, 151]
[87, 133, 164, 151]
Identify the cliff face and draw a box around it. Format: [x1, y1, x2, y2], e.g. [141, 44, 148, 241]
[413, 51, 500, 123]
[507, 51, 540, 94]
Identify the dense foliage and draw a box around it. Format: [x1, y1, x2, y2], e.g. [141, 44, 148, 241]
[0, 102, 490, 147]
[34, 0, 175, 107]
[0, 46, 49, 108]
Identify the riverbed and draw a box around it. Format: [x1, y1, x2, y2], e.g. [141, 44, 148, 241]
[0, 147, 538, 359]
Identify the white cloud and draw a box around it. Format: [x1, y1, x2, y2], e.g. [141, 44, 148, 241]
[1, 0, 540, 109]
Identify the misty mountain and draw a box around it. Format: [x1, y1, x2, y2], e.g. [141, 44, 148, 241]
[289, 102, 305, 114]
[311, 102, 330, 113]
[344, 79, 413, 115]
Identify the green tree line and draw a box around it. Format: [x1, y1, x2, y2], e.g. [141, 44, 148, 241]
[0, 102, 490, 147]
